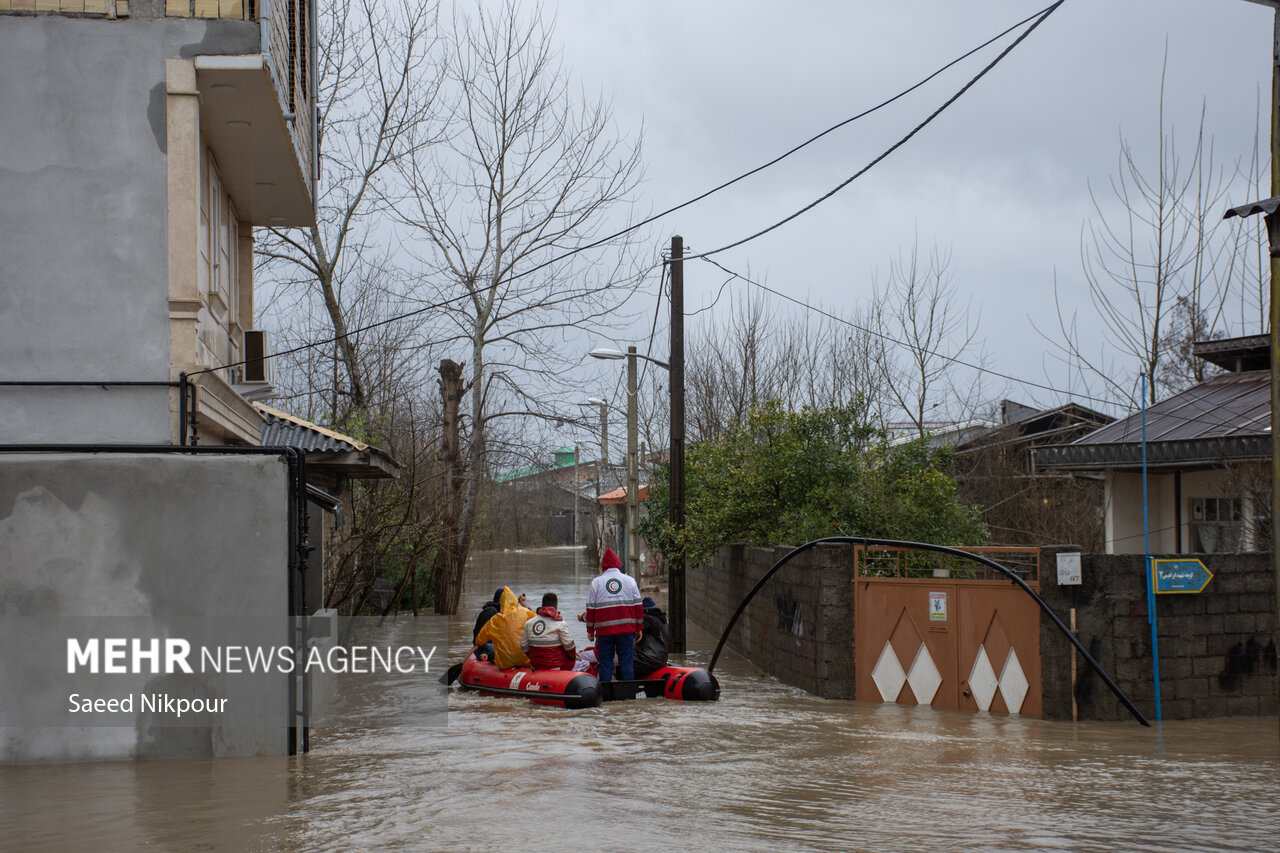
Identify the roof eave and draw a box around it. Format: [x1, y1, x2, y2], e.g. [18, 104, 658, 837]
[1032, 436, 1270, 471]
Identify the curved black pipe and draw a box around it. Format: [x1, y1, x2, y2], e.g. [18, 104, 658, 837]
[708, 536, 1150, 727]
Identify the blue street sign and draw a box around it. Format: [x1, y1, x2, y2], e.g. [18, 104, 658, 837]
[1152, 559, 1213, 594]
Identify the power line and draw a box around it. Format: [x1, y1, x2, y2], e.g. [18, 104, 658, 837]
[697, 255, 1265, 437]
[690, 0, 1066, 261]
[194, 4, 1059, 380]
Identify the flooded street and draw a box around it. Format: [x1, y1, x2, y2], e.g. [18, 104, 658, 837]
[3, 548, 1278, 852]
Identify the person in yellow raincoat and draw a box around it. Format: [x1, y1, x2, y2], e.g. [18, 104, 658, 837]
[468, 587, 535, 669]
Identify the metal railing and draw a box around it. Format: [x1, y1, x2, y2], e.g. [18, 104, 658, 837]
[853, 544, 1040, 583]
[262, 0, 317, 189]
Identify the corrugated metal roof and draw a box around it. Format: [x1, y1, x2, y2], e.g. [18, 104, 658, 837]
[1032, 370, 1270, 470]
[253, 402, 369, 452]
[1074, 371, 1268, 445]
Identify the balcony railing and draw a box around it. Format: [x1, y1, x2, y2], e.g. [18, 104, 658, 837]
[262, 0, 318, 188]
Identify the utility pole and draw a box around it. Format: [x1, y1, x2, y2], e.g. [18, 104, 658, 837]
[627, 345, 640, 577]
[1228, 0, 1280, 734]
[669, 235, 687, 654]
[1269, 7, 1279, 735]
[573, 443, 580, 549]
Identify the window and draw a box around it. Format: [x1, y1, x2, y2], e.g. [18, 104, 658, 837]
[195, 147, 240, 367]
[1250, 490, 1272, 553]
[1191, 497, 1243, 554]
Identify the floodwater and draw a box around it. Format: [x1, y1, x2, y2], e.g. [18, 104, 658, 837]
[2, 548, 1278, 852]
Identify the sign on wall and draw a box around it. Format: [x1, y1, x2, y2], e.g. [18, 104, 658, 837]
[1152, 558, 1213, 594]
[1056, 552, 1082, 585]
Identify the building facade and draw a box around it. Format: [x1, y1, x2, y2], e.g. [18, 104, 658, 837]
[0, 2, 323, 761]
[0, 0, 316, 442]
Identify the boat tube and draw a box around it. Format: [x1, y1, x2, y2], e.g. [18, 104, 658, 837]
[458, 659, 719, 707]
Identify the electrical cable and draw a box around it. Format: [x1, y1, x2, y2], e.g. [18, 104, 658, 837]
[190, 3, 1058, 380]
[697, 255, 1268, 437]
[689, 0, 1066, 261]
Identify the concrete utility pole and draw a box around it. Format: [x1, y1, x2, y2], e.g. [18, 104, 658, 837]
[669, 235, 687, 654]
[627, 345, 640, 577]
[1227, 0, 1280, 733]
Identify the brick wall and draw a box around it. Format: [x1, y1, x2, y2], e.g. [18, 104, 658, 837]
[1040, 547, 1278, 721]
[689, 543, 854, 699]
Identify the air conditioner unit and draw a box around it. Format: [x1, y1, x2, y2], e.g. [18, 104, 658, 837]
[243, 330, 273, 384]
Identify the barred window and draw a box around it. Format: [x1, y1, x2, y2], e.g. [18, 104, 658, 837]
[1191, 497, 1243, 554]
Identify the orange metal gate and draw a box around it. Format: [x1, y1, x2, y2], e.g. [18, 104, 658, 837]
[853, 547, 1041, 716]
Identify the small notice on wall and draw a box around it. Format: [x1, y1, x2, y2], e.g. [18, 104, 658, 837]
[928, 591, 947, 622]
[1056, 552, 1082, 585]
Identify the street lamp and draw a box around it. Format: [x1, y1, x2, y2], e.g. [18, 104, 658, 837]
[591, 347, 636, 577]
[590, 345, 670, 579]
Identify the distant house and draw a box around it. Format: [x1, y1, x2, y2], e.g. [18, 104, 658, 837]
[494, 447, 603, 547]
[1032, 335, 1270, 555]
[599, 484, 651, 574]
[954, 400, 1114, 550]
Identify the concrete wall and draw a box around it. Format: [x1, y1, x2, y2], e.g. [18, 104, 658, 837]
[1039, 547, 1277, 722]
[0, 453, 290, 762]
[689, 544, 854, 699]
[0, 15, 256, 444]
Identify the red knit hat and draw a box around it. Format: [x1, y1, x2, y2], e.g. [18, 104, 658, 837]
[601, 547, 621, 570]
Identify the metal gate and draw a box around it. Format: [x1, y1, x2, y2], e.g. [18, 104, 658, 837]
[853, 547, 1041, 716]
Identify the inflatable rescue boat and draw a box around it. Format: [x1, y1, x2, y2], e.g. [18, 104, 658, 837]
[458, 658, 719, 708]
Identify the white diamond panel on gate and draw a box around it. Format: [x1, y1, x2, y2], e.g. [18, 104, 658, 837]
[871, 640, 907, 702]
[967, 644, 1031, 714]
[906, 644, 942, 705]
[968, 646, 999, 711]
[999, 648, 1029, 713]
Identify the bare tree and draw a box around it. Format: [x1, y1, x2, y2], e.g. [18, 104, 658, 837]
[394, 1, 644, 613]
[871, 241, 987, 437]
[255, 1, 450, 619]
[1043, 55, 1241, 407]
[257, 0, 440, 420]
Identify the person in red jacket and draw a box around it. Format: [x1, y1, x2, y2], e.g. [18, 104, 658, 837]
[520, 592, 577, 670]
[584, 548, 644, 681]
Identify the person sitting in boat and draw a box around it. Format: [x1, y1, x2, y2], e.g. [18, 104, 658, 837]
[468, 587, 535, 669]
[634, 597, 670, 678]
[584, 548, 644, 682]
[520, 592, 578, 671]
[471, 588, 504, 661]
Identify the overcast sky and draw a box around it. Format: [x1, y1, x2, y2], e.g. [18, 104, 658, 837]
[537, 0, 1275, 419]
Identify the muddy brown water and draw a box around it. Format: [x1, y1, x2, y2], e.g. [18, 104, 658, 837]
[2, 548, 1277, 852]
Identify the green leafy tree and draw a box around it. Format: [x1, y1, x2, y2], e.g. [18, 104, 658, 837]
[639, 401, 987, 563]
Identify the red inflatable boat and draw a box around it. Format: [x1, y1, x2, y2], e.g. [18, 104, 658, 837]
[458, 658, 719, 708]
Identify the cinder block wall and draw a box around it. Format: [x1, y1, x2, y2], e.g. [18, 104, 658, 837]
[1040, 547, 1277, 721]
[689, 543, 854, 699]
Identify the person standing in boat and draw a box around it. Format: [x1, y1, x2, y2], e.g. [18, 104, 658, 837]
[634, 597, 671, 678]
[584, 548, 644, 682]
[468, 587, 535, 669]
[520, 592, 578, 670]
